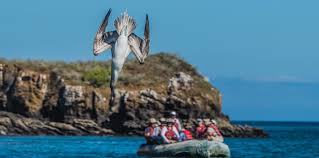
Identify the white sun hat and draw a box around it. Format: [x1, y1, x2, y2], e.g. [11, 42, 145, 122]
[170, 111, 177, 116]
[211, 119, 217, 124]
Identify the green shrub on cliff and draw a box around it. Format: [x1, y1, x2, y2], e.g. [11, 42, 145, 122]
[83, 67, 111, 87]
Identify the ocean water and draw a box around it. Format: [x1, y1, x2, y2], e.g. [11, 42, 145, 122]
[0, 122, 318, 158]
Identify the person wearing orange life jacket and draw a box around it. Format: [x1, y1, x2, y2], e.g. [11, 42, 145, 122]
[206, 119, 224, 142]
[195, 119, 206, 139]
[161, 118, 180, 144]
[179, 124, 193, 141]
[144, 118, 161, 144]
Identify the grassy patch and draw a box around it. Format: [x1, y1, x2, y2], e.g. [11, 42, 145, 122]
[83, 67, 111, 87]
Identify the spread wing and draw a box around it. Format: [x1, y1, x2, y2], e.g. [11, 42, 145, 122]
[93, 9, 118, 55]
[128, 14, 150, 63]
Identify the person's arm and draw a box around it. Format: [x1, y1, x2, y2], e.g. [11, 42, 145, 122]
[207, 135, 213, 141]
[195, 127, 200, 138]
[208, 127, 217, 137]
[161, 127, 169, 143]
[155, 127, 161, 136]
[173, 126, 180, 139]
[214, 125, 223, 137]
[144, 127, 150, 137]
[176, 119, 182, 131]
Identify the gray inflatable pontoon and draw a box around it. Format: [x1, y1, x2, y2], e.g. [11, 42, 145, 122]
[137, 140, 230, 157]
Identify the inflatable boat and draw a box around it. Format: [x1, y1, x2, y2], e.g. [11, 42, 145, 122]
[137, 139, 230, 157]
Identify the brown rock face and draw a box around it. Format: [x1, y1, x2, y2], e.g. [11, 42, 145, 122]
[55, 85, 108, 124]
[1, 66, 109, 125]
[107, 72, 266, 137]
[5, 70, 48, 117]
[0, 64, 7, 110]
[0, 53, 267, 137]
[0, 111, 114, 136]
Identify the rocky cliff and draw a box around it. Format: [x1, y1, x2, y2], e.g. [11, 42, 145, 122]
[0, 53, 266, 137]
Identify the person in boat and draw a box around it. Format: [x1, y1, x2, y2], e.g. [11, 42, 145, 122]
[144, 118, 161, 144]
[203, 118, 211, 127]
[195, 118, 207, 139]
[170, 111, 186, 141]
[154, 118, 166, 144]
[161, 118, 180, 144]
[159, 118, 167, 130]
[179, 124, 193, 141]
[206, 119, 224, 142]
[170, 111, 182, 131]
[156, 120, 161, 127]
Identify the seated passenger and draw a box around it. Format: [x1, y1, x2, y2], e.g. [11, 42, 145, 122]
[203, 118, 211, 127]
[161, 118, 180, 144]
[209, 120, 222, 136]
[206, 119, 224, 142]
[144, 118, 161, 144]
[159, 118, 166, 129]
[170, 111, 182, 132]
[206, 127, 217, 141]
[195, 119, 206, 139]
[179, 124, 193, 141]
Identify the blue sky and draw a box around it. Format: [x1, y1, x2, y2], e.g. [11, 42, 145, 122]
[0, 0, 318, 121]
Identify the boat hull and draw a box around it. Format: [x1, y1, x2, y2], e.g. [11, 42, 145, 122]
[137, 140, 230, 158]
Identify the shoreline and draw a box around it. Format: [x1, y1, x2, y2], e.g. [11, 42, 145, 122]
[0, 111, 267, 137]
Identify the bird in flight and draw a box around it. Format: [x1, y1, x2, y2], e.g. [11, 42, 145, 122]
[93, 9, 150, 111]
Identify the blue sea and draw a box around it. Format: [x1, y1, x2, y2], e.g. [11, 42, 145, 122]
[1, 121, 318, 158]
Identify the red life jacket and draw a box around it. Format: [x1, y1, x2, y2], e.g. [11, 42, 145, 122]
[165, 128, 177, 140]
[183, 129, 193, 140]
[209, 124, 222, 136]
[196, 125, 206, 138]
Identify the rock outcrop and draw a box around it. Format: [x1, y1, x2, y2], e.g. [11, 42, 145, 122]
[0, 111, 114, 136]
[0, 53, 267, 137]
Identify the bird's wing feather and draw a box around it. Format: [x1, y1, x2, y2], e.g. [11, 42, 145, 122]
[128, 15, 150, 63]
[142, 14, 150, 56]
[93, 9, 118, 55]
[128, 33, 143, 62]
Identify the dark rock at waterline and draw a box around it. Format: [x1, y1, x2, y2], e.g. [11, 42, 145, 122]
[0, 111, 114, 136]
[0, 53, 267, 137]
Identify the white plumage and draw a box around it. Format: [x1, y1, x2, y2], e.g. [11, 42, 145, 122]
[114, 11, 136, 36]
[93, 9, 150, 110]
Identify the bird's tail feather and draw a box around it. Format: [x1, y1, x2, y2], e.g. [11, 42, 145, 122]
[114, 11, 136, 36]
